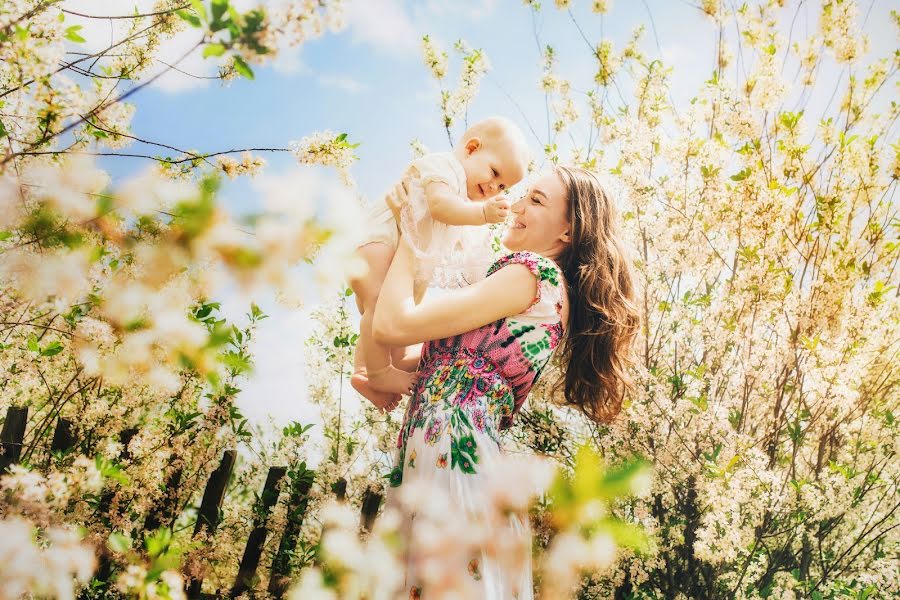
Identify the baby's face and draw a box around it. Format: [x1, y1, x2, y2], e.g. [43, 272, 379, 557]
[460, 140, 525, 201]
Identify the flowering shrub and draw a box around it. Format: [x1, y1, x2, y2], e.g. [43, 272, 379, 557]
[499, 1, 898, 598]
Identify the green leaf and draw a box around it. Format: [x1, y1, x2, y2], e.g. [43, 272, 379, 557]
[779, 111, 803, 130]
[602, 519, 651, 553]
[27, 336, 39, 353]
[249, 302, 267, 321]
[64, 25, 86, 43]
[221, 350, 251, 372]
[232, 54, 254, 79]
[0, 230, 11, 241]
[283, 421, 314, 438]
[108, 532, 133, 554]
[599, 458, 650, 498]
[145, 527, 173, 558]
[730, 168, 751, 182]
[202, 43, 227, 58]
[175, 8, 202, 27]
[41, 341, 64, 356]
[211, 0, 229, 27]
[0, 119, 7, 140]
[189, 0, 208, 22]
[96, 455, 129, 485]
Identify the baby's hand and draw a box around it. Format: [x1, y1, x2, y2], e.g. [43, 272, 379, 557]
[482, 196, 510, 224]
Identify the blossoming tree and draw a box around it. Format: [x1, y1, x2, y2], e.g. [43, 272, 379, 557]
[496, 1, 898, 598]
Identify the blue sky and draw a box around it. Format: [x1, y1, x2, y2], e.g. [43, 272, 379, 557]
[95, 1, 722, 198]
[66, 0, 894, 430]
[92, 0, 894, 207]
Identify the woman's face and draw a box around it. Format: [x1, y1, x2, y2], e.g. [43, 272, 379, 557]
[502, 171, 571, 259]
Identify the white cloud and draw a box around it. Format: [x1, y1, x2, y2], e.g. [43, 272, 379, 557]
[342, 0, 419, 57]
[144, 31, 212, 93]
[318, 74, 368, 93]
[60, 0, 313, 91]
[269, 48, 311, 75]
[61, 0, 215, 93]
[209, 162, 362, 431]
[232, 299, 320, 425]
[659, 43, 688, 67]
[423, 0, 498, 20]
[61, 0, 418, 90]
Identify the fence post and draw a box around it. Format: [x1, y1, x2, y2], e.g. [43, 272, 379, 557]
[98, 428, 138, 515]
[360, 486, 383, 533]
[267, 469, 315, 598]
[187, 450, 237, 599]
[92, 428, 139, 588]
[49, 417, 75, 454]
[231, 466, 287, 596]
[332, 476, 347, 500]
[144, 465, 184, 531]
[0, 406, 28, 474]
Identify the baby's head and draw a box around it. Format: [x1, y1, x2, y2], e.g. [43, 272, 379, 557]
[455, 116, 530, 201]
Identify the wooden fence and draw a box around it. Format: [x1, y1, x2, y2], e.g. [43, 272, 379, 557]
[0, 406, 384, 598]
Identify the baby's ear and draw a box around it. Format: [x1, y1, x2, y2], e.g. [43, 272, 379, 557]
[465, 137, 482, 154]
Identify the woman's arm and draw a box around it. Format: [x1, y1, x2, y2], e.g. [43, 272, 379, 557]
[373, 238, 538, 346]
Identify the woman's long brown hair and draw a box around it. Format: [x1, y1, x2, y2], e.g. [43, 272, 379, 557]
[553, 166, 641, 424]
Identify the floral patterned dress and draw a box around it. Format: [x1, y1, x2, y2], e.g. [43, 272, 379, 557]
[385, 251, 564, 600]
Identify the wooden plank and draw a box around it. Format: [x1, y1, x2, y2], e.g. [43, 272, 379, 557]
[0, 406, 28, 473]
[50, 417, 75, 453]
[231, 466, 287, 596]
[144, 466, 184, 531]
[98, 428, 138, 515]
[267, 467, 315, 598]
[187, 450, 237, 599]
[193, 450, 237, 535]
[360, 486, 383, 533]
[93, 428, 139, 586]
[118, 428, 138, 460]
[332, 476, 347, 500]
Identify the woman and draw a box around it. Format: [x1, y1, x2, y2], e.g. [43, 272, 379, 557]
[373, 166, 641, 599]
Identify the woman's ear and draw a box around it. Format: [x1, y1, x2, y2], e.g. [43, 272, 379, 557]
[560, 229, 571, 244]
[464, 137, 482, 155]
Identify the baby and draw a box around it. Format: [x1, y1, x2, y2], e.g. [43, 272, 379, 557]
[350, 116, 531, 408]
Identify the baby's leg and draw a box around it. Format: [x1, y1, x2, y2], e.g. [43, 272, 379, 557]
[350, 243, 397, 408]
[349, 243, 416, 402]
[391, 344, 423, 372]
[351, 342, 400, 411]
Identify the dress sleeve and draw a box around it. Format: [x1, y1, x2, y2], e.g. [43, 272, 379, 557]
[397, 154, 465, 291]
[487, 251, 563, 313]
[410, 153, 459, 188]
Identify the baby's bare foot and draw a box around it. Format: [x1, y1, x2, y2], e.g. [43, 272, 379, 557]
[368, 365, 418, 395]
[351, 372, 401, 410]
